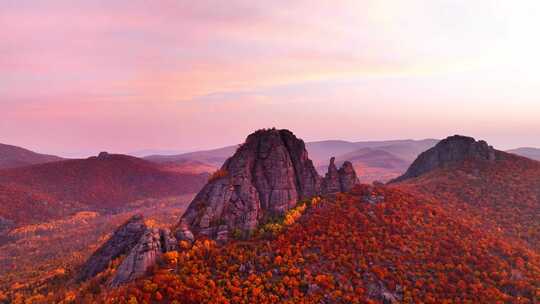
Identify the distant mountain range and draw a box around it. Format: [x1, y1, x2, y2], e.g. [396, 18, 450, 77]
[0, 140, 538, 226]
[507, 147, 540, 160]
[0, 143, 63, 170]
[144, 139, 440, 182]
[0, 152, 208, 226]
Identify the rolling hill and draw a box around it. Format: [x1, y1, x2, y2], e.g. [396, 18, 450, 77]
[395, 152, 540, 250]
[145, 146, 237, 167]
[0, 152, 208, 225]
[74, 179, 539, 303]
[0, 143, 63, 170]
[507, 147, 540, 161]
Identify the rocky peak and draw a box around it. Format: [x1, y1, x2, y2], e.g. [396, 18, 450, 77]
[97, 151, 111, 159]
[338, 161, 359, 192]
[322, 158, 359, 193]
[177, 128, 323, 242]
[322, 157, 341, 193]
[110, 227, 178, 287]
[78, 215, 178, 285]
[78, 215, 146, 282]
[176, 128, 358, 242]
[79, 129, 359, 285]
[391, 135, 499, 182]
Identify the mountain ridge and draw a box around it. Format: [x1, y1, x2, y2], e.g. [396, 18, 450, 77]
[0, 153, 208, 225]
[0, 143, 63, 170]
[507, 147, 540, 161]
[390, 135, 501, 183]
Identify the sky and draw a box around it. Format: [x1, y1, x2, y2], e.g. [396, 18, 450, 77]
[1, 0, 540, 157]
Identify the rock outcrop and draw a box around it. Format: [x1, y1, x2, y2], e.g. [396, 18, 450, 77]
[322, 158, 341, 193]
[176, 129, 359, 242]
[337, 161, 360, 192]
[391, 135, 499, 183]
[110, 228, 178, 286]
[322, 158, 360, 193]
[79, 129, 359, 285]
[78, 215, 178, 285]
[78, 215, 146, 282]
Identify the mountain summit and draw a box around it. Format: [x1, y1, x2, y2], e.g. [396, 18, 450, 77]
[391, 135, 500, 182]
[176, 128, 358, 242]
[75, 128, 359, 286]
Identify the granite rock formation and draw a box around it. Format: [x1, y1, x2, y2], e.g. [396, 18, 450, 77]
[79, 129, 359, 285]
[391, 135, 499, 183]
[79, 215, 178, 285]
[176, 128, 359, 242]
[322, 157, 341, 193]
[110, 228, 178, 286]
[78, 215, 146, 282]
[337, 160, 359, 192]
[322, 158, 360, 193]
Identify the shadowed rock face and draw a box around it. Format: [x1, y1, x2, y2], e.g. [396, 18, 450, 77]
[391, 135, 500, 183]
[322, 157, 341, 193]
[78, 215, 146, 282]
[78, 215, 178, 285]
[177, 129, 359, 242]
[338, 161, 359, 192]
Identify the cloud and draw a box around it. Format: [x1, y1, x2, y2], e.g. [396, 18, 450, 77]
[1, 0, 540, 152]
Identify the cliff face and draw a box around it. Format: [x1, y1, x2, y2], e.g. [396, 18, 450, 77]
[177, 129, 359, 243]
[391, 135, 500, 183]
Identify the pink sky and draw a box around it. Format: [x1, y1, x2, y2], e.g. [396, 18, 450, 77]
[1, 1, 539, 157]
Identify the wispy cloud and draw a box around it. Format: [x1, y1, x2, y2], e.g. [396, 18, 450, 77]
[1, 0, 539, 153]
